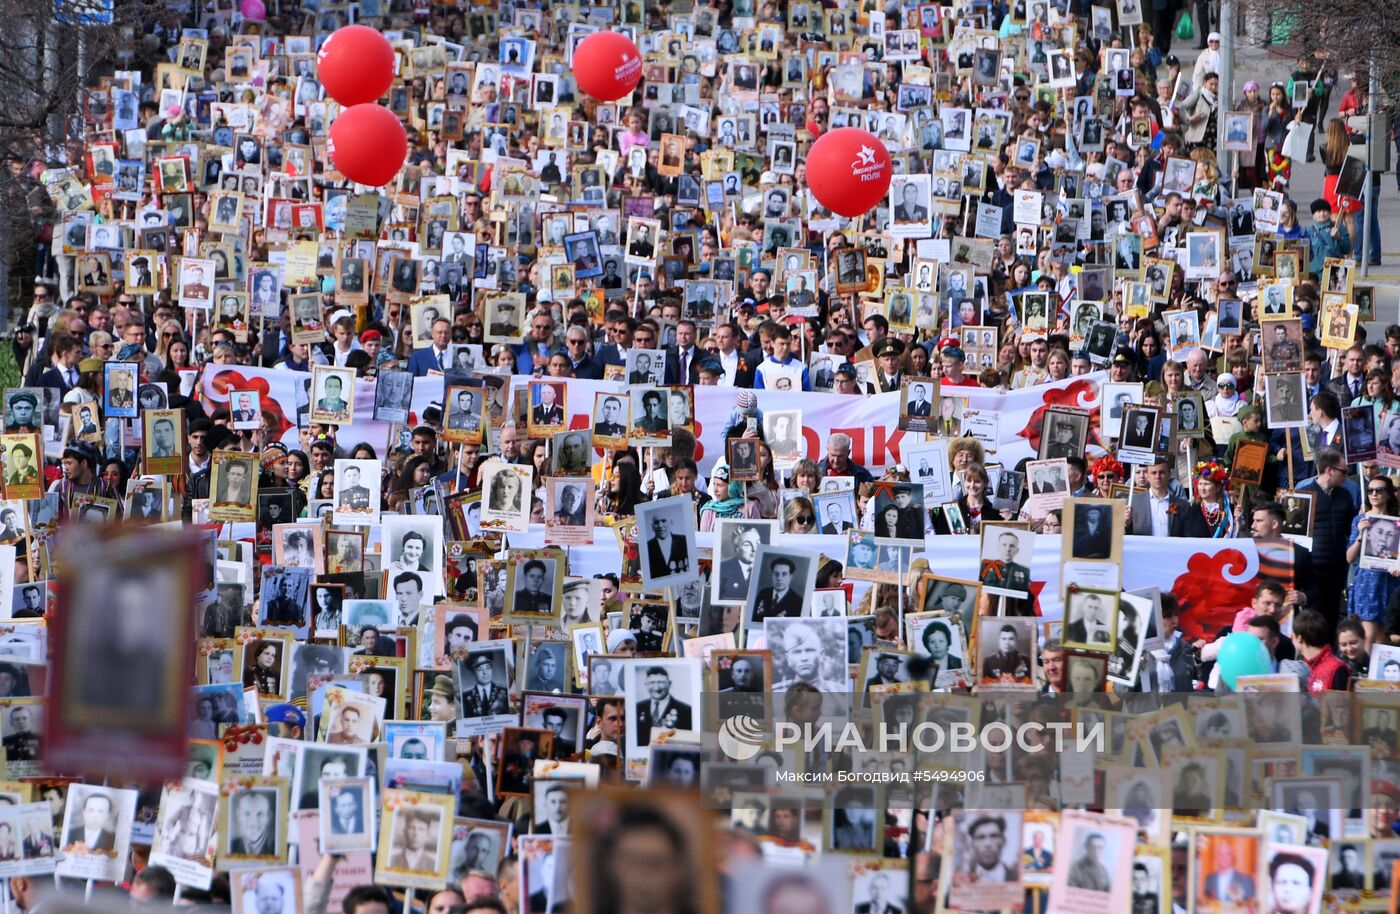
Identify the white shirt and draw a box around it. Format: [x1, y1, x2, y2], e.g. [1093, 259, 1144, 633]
[1149, 490, 1172, 537]
[718, 348, 740, 386]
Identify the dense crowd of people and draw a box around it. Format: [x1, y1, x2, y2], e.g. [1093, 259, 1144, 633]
[1, 0, 1399, 913]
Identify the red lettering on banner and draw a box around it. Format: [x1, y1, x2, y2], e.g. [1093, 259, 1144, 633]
[692, 419, 704, 462]
[873, 426, 905, 466]
[800, 426, 820, 459]
[831, 427, 865, 465]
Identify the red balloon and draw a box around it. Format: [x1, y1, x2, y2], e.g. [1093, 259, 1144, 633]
[317, 25, 395, 106]
[572, 31, 643, 101]
[328, 105, 407, 187]
[806, 128, 892, 218]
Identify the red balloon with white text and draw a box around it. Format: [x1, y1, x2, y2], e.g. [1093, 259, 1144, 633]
[806, 128, 892, 218]
[571, 31, 643, 101]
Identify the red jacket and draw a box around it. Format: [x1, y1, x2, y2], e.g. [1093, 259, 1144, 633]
[1304, 645, 1350, 692]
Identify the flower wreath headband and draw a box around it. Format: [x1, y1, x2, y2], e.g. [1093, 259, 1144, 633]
[1092, 455, 1125, 482]
[1194, 459, 1229, 486]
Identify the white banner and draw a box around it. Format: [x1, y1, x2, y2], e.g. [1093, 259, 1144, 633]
[510, 526, 1261, 636]
[201, 365, 1109, 479]
[691, 372, 1109, 476]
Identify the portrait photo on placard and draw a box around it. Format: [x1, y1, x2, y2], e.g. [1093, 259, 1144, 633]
[743, 545, 818, 626]
[977, 616, 1036, 686]
[765, 616, 850, 691]
[230, 867, 300, 914]
[309, 365, 355, 425]
[635, 495, 697, 590]
[978, 525, 1035, 599]
[710, 518, 777, 606]
[331, 459, 381, 526]
[479, 461, 532, 532]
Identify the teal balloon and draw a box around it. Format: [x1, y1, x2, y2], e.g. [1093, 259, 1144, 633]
[1216, 631, 1271, 689]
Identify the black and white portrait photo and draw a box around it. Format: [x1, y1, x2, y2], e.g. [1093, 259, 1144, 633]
[624, 658, 702, 759]
[711, 518, 777, 605]
[1064, 588, 1117, 649]
[479, 462, 532, 532]
[744, 545, 819, 625]
[1265, 373, 1307, 428]
[635, 495, 697, 589]
[1119, 406, 1159, 453]
[766, 616, 850, 691]
[550, 429, 592, 475]
[382, 515, 444, 605]
[372, 369, 414, 424]
[1066, 498, 1120, 562]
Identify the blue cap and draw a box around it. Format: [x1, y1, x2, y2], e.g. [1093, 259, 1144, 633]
[264, 703, 306, 731]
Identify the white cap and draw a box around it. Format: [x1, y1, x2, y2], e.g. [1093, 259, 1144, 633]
[1207, 31, 1221, 42]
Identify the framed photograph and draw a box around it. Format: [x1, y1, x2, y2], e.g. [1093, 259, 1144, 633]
[1038, 407, 1089, 460]
[210, 450, 259, 522]
[765, 616, 849, 692]
[977, 616, 1037, 687]
[382, 514, 444, 605]
[526, 379, 567, 438]
[628, 386, 671, 446]
[1188, 828, 1262, 911]
[373, 789, 454, 890]
[479, 462, 532, 533]
[318, 776, 375, 854]
[331, 459, 381, 527]
[1175, 391, 1207, 440]
[622, 657, 702, 769]
[288, 292, 325, 344]
[229, 868, 301, 914]
[742, 545, 819, 629]
[219, 777, 288, 864]
[727, 438, 761, 482]
[1359, 515, 1400, 572]
[1342, 404, 1378, 465]
[1063, 587, 1119, 652]
[550, 429, 592, 476]
[102, 362, 138, 419]
[1229, 440, 1269, 487]
[544, 478, 594, 546]
[504, 552, 563, 624]
[1277, 491, 1315, 538]
[1184, 231, 1223, 281]
[1118, 406, 1161, 463]
[1044, 810, 1137, 914]
[372, 369, 414, 425]
[443, 385, 484, 444]
[228, 389, 262, 432]
[1222, 110, 1254, 152]
[591, 392, 629, 448]
[1063, 497, 1123, 564]
[309, 365, 355, 425]
[978, 524, 1035, 599]
[711, 519, 778, 606]
[142, 408, 184, 477]
[448, 819, 510, 886]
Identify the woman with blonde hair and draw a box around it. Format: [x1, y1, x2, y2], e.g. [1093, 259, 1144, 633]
[784, 495, 816, 535]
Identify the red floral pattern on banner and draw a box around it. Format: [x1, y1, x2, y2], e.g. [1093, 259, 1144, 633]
[1015, 379, 1103, 453]
[206, 371, 294, 438]
[1170, 548, 1258, 640]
